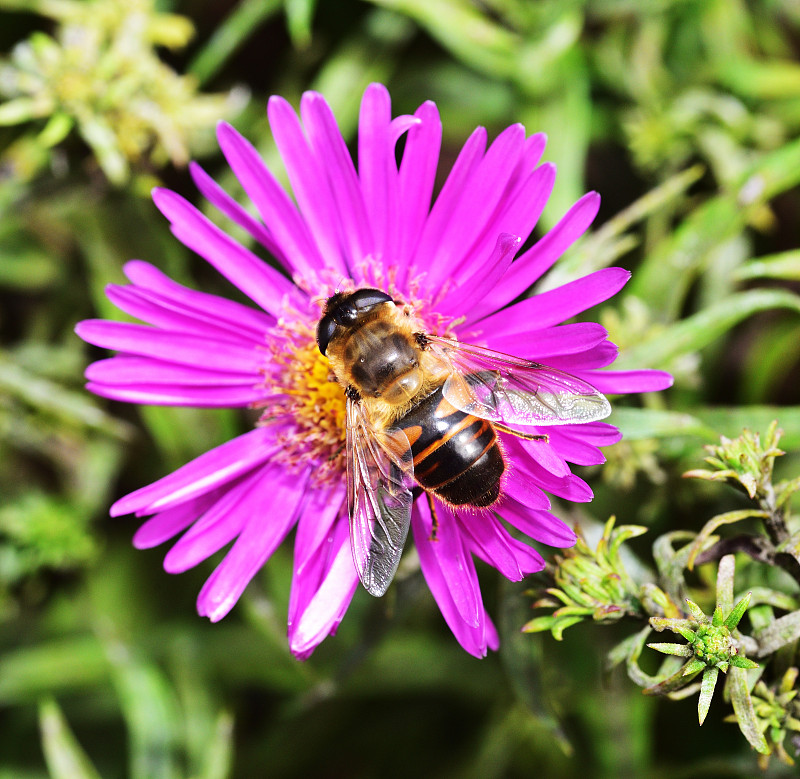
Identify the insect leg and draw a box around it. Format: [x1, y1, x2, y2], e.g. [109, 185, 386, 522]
[426, 491, 440, 542]
[493, 421, 549, 442]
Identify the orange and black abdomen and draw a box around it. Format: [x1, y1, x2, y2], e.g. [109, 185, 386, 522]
[396, 385, 504, 507]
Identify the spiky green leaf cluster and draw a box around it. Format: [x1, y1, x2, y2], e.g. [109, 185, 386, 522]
[524, 517, 660, 639]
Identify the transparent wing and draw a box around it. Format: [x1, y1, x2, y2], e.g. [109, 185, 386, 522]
[346, 397, 415, 597]
[427, 335, 611, 426]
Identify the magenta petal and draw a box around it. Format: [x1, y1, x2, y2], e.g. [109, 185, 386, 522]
[477, 267, 631, 337]
[427, 499, 482, 628]
[132, 491, 221, 549]
[300, 91, 373, 268]
[216, 122, 322, 275]
[111, 425, 284, 517]
[289, 493, 347, 633]
[122, 261, 274, 337]
[76, 320, 262, 374]
[358, 83, 399, 263]
[397, 100, 441, 284]
[425, 124, 526, 292]
[86, 356, 257, 386]
[468, 191, 601, 321]
[497, 500, 577, 547]
[409, 126, 487, 281]
[453, 162, 555, 293]
[580, 369, 674, 394]
[485, 322, 608, 359]
[501, 465, 551, 509]
[292, 482, 347, 577]
[104, 284, 263, 345]
[512, 436, 571, 478]
[268, 96, 346, 274]
[152, 188, 297, 316]
[412, 504, 489, 658]
[545, 427, 607, 466]
[196, 467, 310, 622]
[163, 466, 275, 573]
[85, 381, 272, 408]
[437, 233, 521, 316]
[457, 512, 523, 581]
[514, 453, 594, 502]
[289, 523, 359, 659]
[189, 162, 283, 263]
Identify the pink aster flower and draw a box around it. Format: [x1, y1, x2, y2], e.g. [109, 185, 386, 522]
[76, 83, 671, 659]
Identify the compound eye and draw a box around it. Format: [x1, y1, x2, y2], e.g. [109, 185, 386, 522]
[349, 288, 393, 311]
[316, 316, 337, 356]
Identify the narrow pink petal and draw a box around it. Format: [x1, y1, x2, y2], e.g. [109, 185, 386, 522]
[477, 267, 631, 337]
[86, 356, 257, 386]
[289, 523, 359, 659]
[197, 466, 311, 622]
[292, 482, 347, 577]
[412, 504, 489, 658]
[543, 341, 619, 371]
[436, 234, 521, 317]
[122, 261, 274, 337]
[132, 491, 222, 549]
[152, 189, 297, 317]
[189, 162, 285, 263]
[164, 464, 274, 573]
[555, 421, 622, 447]
[110, 425, 284, 517]
[288, 496, 347, 633]
[451, 163, 555, 291]
[467, 192, 601, 322]
[86, 381, 273, 407]
[268, 96, 347, 274]
[457, 512, 523, 581]
[514, 453, 594, 502]
[576, 369, 674, 394]
[301, 91, 373, 269]
[216, 122, 322, 276]
[545, 427, 607, 466]
[496, 500, 577, 547]
[482, 322, 608, 359]
[358, 83, 398, 264]
[504, 537, 546, 575]
[409, 126, 487, 279]
[510, 436, 572, 478]
[76, 320, 261, 374]
[397, 100, 441, 285]
[424, 124, 526, 292]
[104, 284, 266, 346]
[427, 499, 481, 628]
[501, 464, 551, 509]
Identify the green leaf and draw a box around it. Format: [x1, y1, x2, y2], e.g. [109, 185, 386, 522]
[615, 288, 800, 371]
[727, 666, 770, 754]
[0, 637, 109, 704]
[188, 0, 282, 85]
[366, 0, 519, 79]
[38, 698, 102, 779]
[284, 0, 317, 49]
[734, 249, 800, 282]
[105, 641, 182, 779]
[698, 667, 719, 725]
[753, 610, 800, 656]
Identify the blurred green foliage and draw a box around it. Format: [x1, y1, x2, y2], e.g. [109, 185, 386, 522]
[2, 0, 800, 777]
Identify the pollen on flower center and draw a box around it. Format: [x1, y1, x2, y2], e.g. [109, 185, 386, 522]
[254, 267, 464, 485]
[255, 316, 347, 484]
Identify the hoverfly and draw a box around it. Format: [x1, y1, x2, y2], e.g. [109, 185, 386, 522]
[316, 288, 610, 596]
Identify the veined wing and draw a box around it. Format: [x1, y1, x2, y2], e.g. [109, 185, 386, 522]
[427, 335, 611, 426]
[346, 397, 415, 597]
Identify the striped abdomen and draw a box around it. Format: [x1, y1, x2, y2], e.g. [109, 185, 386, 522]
[396, 385, 504, 507]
